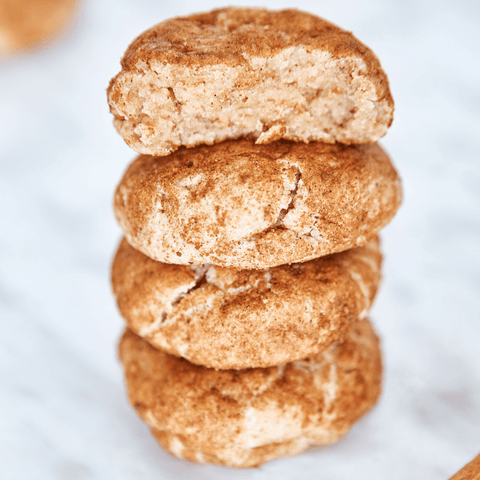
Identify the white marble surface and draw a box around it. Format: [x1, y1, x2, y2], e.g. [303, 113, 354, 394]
[1, 0, 479, 478]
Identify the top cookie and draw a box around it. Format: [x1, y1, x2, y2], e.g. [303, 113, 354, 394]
[107, 7, 394, 156]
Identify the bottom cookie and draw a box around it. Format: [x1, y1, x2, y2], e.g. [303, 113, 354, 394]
[118, 318, 382, 468]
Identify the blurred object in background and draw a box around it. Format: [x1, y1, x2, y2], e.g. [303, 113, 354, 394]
[449, 453, 480, 480]
[0, 0, 79, 57]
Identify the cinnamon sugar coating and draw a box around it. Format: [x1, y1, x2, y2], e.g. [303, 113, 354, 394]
[114, 140, 402, 269]
[112, 236, 382, 369]
[107, 7, 394, 155]
[0, 0, 77, 55]
[118, 318, 382, 468]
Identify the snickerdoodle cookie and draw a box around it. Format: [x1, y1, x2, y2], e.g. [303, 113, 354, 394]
[118, 318, 382, 468]
[112, 236, 382, 369]
[107, 7, 394, 156]
[114, 140, 401, 269]
[0, 0, 77, 55]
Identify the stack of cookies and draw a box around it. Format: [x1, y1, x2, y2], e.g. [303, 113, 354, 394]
[108, 8, 402, 468]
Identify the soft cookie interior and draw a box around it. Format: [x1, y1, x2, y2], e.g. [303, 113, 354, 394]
[108, 8, 394, 155]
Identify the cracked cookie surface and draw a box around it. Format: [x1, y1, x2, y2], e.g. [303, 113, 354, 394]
[112, 236, 382, 369]
[118, 318, 382, 468]
[107, 7, 393, 156]
[114, 140, 401, 269]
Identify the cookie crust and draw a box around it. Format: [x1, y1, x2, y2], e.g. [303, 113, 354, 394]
[107, 7, 394, 155]
[118, 318, 382, 468]
[114, 140, 401, 269]
[112, 236, 382, 369]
